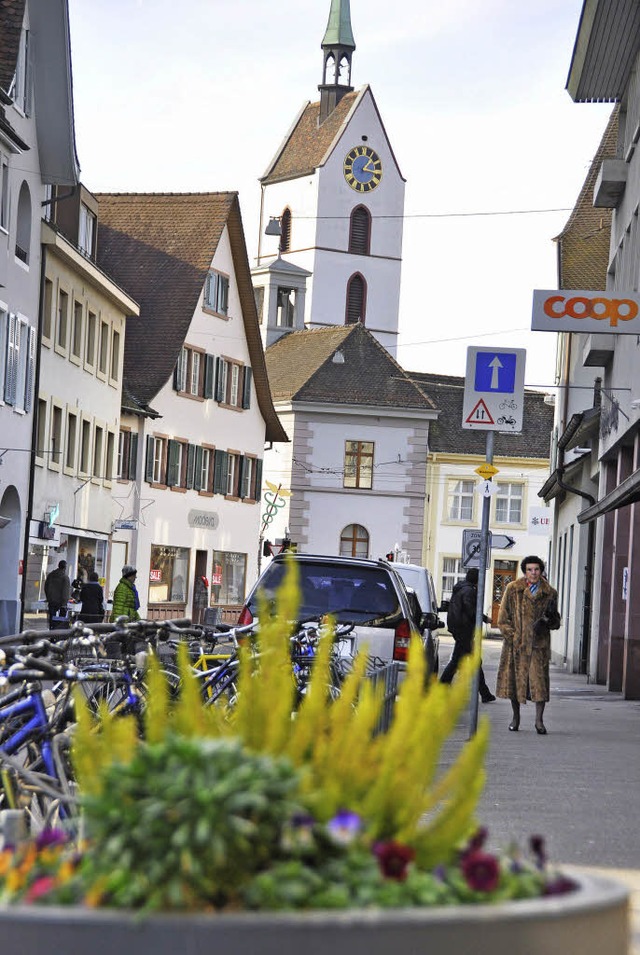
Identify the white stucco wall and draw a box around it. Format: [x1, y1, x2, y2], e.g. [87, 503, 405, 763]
[115, 223, 270, 615]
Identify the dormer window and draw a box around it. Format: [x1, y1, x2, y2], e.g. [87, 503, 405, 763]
[79, 203, 97, 258]
[9, 27, 32, 115]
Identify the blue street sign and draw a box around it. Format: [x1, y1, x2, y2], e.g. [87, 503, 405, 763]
[474, 352, 517, 394]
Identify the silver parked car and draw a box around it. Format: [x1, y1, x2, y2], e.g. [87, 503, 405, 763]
[388, 562, 443, 675]
[239, 553, 439, 673]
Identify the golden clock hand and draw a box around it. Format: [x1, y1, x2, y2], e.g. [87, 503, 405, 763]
[362, 159, 375, 174]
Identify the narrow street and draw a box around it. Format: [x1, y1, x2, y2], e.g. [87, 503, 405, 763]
[440, 634, 640, 953]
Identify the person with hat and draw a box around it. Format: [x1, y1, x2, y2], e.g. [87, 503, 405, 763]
[110, 565, 141, 622]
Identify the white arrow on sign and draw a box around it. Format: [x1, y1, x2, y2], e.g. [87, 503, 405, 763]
[489, 356, 503, 389]
[491, 534, 516, 550]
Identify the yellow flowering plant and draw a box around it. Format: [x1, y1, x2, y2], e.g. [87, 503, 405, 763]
[0, 559, 573, 910]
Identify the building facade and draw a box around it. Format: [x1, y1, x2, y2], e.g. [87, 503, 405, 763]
[95, 193, 286, 621]
[0, 0, 78, 634]
[262, 323, 436, 564]
[411, 373, 555, 619]
[557, 0, 640, 698]
[24, 186, 139, 613]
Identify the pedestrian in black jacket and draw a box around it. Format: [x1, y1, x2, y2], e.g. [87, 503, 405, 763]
[79, 572, 105, 624]
[440, 568, 495, 702]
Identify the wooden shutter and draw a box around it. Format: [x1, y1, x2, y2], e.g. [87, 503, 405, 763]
[167, 440, 180, 487]
[128, 433, 138, 480]
[186, 443, 196, 489]
[346, 275, 366, 325]
[220, 276, 229, 315]
[242, 367, 252, 409]
[204, 354, 215, 398]
[194, 446, 203, 491]
[254, 459, 263, 501]
[237, 456, 247, 499]
[215, 358, 226, 402]
[145, 435, 155, 483]
[213, 450, 228, 495]
[348, 206, 371, 254]
[24, 324, 36, 412]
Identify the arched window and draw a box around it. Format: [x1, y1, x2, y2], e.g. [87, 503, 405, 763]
[279, 207, 292, 253]
[15, 181, 32, 265]
[340, 524, 369, 558]
[345, 273, 366, 325]
[324, 54, 336, 85]
[348, 206, 371, 255]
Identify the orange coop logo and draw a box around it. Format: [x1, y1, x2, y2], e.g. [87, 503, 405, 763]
[543, 295, 639, 327]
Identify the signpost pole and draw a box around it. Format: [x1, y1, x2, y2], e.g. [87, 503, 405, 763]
[469, 430, 494, 738]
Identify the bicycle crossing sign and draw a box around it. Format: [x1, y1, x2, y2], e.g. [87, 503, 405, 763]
[462, 347, 526, 432]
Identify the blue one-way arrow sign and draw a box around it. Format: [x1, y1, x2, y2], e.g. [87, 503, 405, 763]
[462, 347, 526, 432]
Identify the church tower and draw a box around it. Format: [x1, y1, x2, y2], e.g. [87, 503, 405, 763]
[319, 0, 356, 123]
[254, 0, 406, 357]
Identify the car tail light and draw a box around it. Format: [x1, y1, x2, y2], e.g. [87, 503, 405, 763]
[237, 606, 253, 626]
[393, 618, 412, 662]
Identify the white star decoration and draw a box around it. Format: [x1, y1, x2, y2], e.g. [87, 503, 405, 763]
[112, 483, 155, 527]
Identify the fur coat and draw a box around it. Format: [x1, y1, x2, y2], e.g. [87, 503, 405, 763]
[495, 576, 560, 704]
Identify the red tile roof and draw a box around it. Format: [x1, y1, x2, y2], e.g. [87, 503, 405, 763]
[261, 92, 359, 185]
[95, 192, 286, 442]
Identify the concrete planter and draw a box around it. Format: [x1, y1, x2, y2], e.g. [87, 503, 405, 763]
[0, 870, 628, 955]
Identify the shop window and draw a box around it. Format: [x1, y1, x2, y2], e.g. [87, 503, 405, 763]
[149, 545, 190, 604]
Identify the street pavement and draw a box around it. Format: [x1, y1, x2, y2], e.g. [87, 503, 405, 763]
[440, 633, 640, 954]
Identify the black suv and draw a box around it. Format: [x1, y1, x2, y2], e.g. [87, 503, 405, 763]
[239, 554, 440, 672]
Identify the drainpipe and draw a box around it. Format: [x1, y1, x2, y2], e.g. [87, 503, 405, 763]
[555, 460, 596, 676]
[19, 245, 47, 631]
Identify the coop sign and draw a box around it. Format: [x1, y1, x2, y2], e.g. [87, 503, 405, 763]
[532, 290, 640, 334]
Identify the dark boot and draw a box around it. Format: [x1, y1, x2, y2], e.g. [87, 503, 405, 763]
[535, 701, 547, 735]
[479, 665, 496, 702]
[509, 700, 520, 732]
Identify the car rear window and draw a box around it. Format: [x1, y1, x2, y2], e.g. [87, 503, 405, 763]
[250, 561, 401, 623]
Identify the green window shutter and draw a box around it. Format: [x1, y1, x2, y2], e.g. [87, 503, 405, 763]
[167, 440, 180, 487]
[254, 459, 263, 501]
[242, 367, 252, 409]
[204, 354, 215, 398]
[237, 455, 247, 499]
[129, 433, 139, 480]
[186, 443, 196, 489]
[145, 435, 155, 483]
[194, 446, 203, 491]
[215, 358, 226, 402]
[213, 450, 228, 494]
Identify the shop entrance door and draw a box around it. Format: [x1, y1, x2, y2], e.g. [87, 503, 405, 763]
[491, 560, 518, 626]
[192, 550, 208, 624]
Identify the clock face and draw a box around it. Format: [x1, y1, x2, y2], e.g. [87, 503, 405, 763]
[343, 146, 383, 193]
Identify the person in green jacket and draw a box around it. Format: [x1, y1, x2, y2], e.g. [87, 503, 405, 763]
[110, 565, 141, 621]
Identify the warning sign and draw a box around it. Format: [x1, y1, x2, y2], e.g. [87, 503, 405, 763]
[465, 399, 495, 425]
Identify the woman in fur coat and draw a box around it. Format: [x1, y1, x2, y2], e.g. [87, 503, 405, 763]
[496, 556, 561, 735]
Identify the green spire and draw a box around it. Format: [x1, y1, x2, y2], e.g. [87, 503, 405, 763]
[322, 0, 355, 50]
